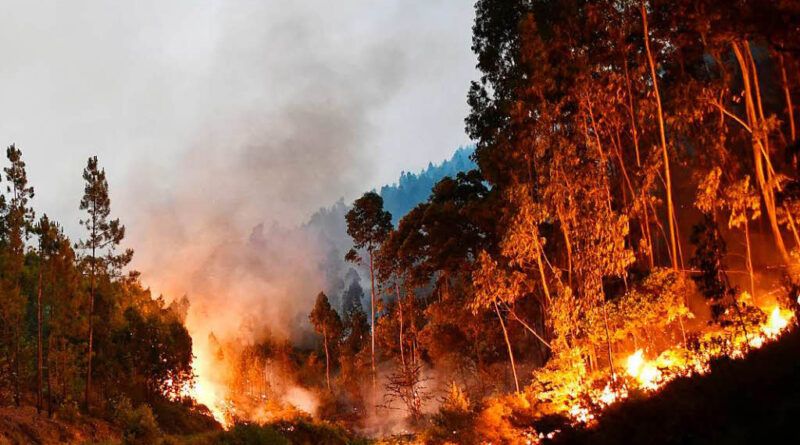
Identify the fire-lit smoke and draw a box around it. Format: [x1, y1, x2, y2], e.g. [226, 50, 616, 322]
[119, 1, 420, 424]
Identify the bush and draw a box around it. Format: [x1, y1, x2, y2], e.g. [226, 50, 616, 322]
[424, 383, 477, 444]
[210, 424, 289, 445]
[115, 399, 162, 445]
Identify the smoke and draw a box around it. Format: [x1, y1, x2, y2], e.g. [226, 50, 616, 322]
[0, 0, 476, 427]
[125, 1, 410, 342]
[109, 0, 463, 422]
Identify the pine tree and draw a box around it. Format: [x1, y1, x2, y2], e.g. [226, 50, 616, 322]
[2, 144, 34, 406]
[76, 156, 132, 411]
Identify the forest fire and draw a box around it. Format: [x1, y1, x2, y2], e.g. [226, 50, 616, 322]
[187, 366, 231, 428]
[1, 0, 800, 444]
[562, 301, 795, 428]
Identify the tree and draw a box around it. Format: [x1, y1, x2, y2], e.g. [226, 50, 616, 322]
[309, 292, 342, 391]
[1, 144, 35, 406]
[340, 270, 364, 317]
[723, 177, 761, 299]
[39, 218, 81, 416]
[33, 215, 60, 413]
[344, 191, 392, 387]
[471, 251, 526, 393]
[339, 299, 370, 405]
[690, 215, 730, 319]
[76, 156, 133, 411]
[640, 1, 680, 271]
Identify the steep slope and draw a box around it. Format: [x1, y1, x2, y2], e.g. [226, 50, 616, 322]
[548, 326, 800, 445]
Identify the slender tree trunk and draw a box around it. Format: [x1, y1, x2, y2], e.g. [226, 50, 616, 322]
[783, 204, 800, 248]
[37, 267, 44, 414]
[532, 231, 552, 307]
[47, 336, 53, 417]
[505, 304, 551, 349]
[323, 328, 331, 391]
[732, 41, 791, 263]
[642, 2, 679, 271]
[744, 221, 756, 299]
[678, 313, 687, 348]
[779, 54, 796, 143]
[494, 301, 519, 393]
[623, 56, 656, 267]
[14, 326, 20, 406]
[396, 282, 405, 368]
[624, 58, 642, 168]
[85, 247, 95, 412]
[602, 301, 616, 380]
[368, 249, 377, 389]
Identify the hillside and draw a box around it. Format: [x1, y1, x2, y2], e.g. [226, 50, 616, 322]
[0, 406, 118, 445]
[378, 145, 475, 224]
[304, 145, 476, 313]
[548, 325, 800, 445]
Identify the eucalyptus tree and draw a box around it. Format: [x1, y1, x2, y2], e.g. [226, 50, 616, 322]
[309, 292, 342, 391]
[345, 191, 392, 386]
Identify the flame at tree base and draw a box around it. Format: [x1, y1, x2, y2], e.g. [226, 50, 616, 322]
[564, 304, 795, 427]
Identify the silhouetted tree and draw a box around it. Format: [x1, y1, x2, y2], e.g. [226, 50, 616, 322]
[309, 292, 342, 391]
[345, 191, 391, 387]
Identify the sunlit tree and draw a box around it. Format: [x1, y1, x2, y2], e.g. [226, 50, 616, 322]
[345, 191, 392, 386]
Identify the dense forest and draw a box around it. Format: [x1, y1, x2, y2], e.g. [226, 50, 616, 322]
[0, 148, 206, 442]
[1, 1, 800, 444]
[309, 0, 800, 441]
[378, 146, 476, 225]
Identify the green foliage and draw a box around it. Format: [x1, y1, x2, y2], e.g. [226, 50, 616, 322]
[344, 191, 392, 263]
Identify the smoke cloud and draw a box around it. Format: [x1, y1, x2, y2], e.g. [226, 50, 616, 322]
[0, 0, 475, 418]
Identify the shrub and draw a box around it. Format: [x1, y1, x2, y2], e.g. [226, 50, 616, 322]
[116, 400, 162, 445]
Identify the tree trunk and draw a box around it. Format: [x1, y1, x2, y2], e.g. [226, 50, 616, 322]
[779, 54, 796, 143]
[323, 328, 331, 391]
[732, 41, 791, 263]
[494, 301, 519, 393]
[744, 221, 756, 299]
[37, 267, 44, 414]
[602, 301, 616, 380]
[85, 250, 95, 412]
[505, 304, 551, 350]
[642, 2, 679, 271]
[368, 249, 377, 390]
[47, 336, 54, 417]
[783, 204, 800, 248]
[14, 326, 20, 407]
[396, 282, 405, 367]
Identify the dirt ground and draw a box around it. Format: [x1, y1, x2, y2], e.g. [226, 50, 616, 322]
[0, 405, 118, 445]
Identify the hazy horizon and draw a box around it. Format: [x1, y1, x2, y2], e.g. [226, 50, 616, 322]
[0, 1, 476, 246]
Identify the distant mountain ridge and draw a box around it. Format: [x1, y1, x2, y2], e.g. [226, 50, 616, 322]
[378, 145, 475, 224]
[301, 145, 476, 314]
